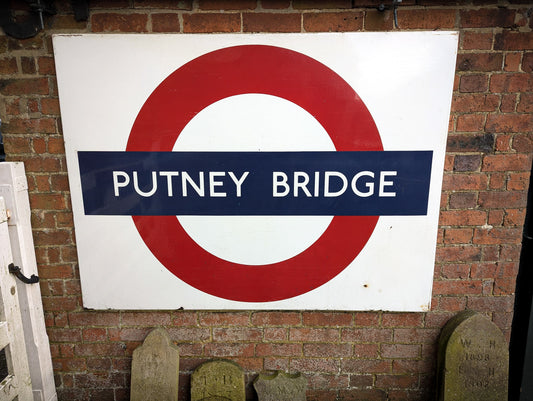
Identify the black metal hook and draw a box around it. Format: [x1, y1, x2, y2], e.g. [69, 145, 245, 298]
[8, 263, 39, 284]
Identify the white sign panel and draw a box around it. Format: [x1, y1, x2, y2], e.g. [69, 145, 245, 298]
[53, 33, 458, 310]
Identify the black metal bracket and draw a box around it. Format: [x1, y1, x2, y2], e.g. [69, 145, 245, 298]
[0, 0, 56, 40]
[8, 263, 39, 284]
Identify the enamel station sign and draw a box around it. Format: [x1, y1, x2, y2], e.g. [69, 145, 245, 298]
[53, 33, 458, 310]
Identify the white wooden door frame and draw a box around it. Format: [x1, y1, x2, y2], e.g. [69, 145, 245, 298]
[0, 196, 33, 400]
[0, 163, 57, 401]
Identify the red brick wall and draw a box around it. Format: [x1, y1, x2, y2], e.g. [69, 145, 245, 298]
[1, 1, 531, 400]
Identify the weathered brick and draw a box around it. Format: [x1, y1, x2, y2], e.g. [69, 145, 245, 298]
[482, 154, 531, 172]
[460, 8, 515, 28]
[91, 13, 148, 32]
[495, 31, 533, 51]
[457, 53, 503, 72]
[243, 13, 300, 32]
[151, 13, 181, 32]
[183, 13, 240, 33]
[293, 0, 352, 9]
[303, 312, 353, 327]
[199, 0, 256, 9]
[461, 31, 493, 50]
[0, 78, 49, 95]
[486, 113, 533, 133]
[304, 12, 363, 32]
[459, 74, 488, 93]
[446, 134, 494, 153]
[397, 9, 455, 29]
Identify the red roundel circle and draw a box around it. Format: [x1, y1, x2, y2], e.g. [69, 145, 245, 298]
[127, 45, 383, 302]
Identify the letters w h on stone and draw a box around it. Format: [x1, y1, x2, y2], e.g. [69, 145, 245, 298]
[130, 328, 180, 401]
[436, 310, 508, 401]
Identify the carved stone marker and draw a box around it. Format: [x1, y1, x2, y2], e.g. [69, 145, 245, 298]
[437, 310, 508, 401]
[191, 359, 245, 401]
[130, 328, 180, 401]
[253, 371, 307, 401]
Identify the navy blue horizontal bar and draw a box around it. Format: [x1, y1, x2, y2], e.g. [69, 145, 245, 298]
[78, 151, 432, 216]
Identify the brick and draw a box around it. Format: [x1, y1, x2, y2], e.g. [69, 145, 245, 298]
[291, 358, 339, 373]
[42, 296, 78, 311]
[303, 343, 352, 357]
[500, 94, 517, 112]
[353, 343, 379, 358]
[504, 52, 522, 72]
[438, 296, 468, 311]
[21, 57, 36, 74]
[512, 134, 533, 152]
[212, 327, 262, 342]
[303, 312, 353, 326]
[243, 13, 300, 32]
[523, 52, 533, 72]
[432, 279, 482, 295]
[456, 114, 485, 132]
[488, 208, 505, 224]
[204, 343, 254, 357]
[507, 172, 530, 191]
[460, 8, 515, 28]
[308, 373, 350, 389]
[449, 192, 477, 209]
[41, 98, 60, 115]
[256, 343, 301, 356]
[83, 328, 107, 342]
[48, 328, 82, 342]
[444, 228, 474, 244]
[495, 31, 533, 51]
[341, 328, 392, 343]
[183, 13, 240, 33]
[68, 312, 119, 328]
[375, 374, 418, 389]
[439, 210, 487, 227]
[354, 312, 380, 327]
[490, 73, 533, 93]
[199, 311, 249, 326]
[293, 0, 352, 9]
[435, 246, 482, 262]
[483, 154, 531, 172]
[461, 32, 493, 50]
[0, 78, 49, 95]
[303, 12, 363, 32]
[37, 265, 74, 279]
[168, 327, 211, 342]
[452, 94, 499, 113]
[439, 262, 470, 280]
[290, 327, 339, 342]
[198, 0, 256, 9]
[518, 93, 533, 112]
[30, 193, 66, 210]
[397, 9, 455, 29]
[151, 13, 181, 32]
[446, 134, 494, 153]
[473, 227, 521, 244]
[91, 13, 148, 32]
[486, 113, 533, 133]
[382, 313, 423, 328]
[457, 53, 503, 72]
[467, 295, 514, 312]
[121, 312, 171, 326]
[459, 74, 488, 93]
[341, 358, 391, 374]
[251, 311, 301, 325]
[442, 174, 487, 191]
[454, 155, 481, 172]
[134, 0, 192, 9]
[0, 57, 18, 74]
[504, 208, 526, 226]
[479, 191, 526, 208]
[4, 117, 56, 134]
